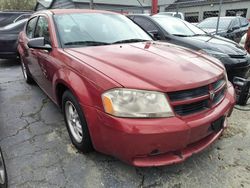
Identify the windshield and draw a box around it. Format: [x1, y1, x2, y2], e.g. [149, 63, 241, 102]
[54, 13, 152, 47]
[153, 16, 205, 36]
[197, 17, 232, 30]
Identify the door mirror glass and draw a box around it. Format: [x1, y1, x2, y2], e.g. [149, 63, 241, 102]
[149, 30, 161, 40]
[232, 26, 240, 30]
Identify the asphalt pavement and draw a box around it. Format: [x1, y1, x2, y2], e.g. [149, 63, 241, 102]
[0, 59, 249, 188]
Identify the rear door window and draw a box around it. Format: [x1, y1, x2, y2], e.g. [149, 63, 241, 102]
[26, 17, 37, 39]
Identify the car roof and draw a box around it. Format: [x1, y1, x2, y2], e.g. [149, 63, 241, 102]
[205, 16, 237, 20]
[127, 14, 151, 18]
[0, 18, 28, 30]
[153, 15, 178, 18]
[129, 14, 177, 19]
[35, 9, 118, 15]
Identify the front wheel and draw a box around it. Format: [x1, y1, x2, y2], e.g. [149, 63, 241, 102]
[62, 91, 93, 153]
[0, 149, 7, 188]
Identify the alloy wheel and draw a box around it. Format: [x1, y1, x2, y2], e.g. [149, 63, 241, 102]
[0, 152, 6, 185]
[65, 101, 83, 143]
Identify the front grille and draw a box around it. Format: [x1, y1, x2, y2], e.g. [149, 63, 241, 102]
[174, 100, 209, 116]
[212, 79, 225, 90]
[213, 87, 226, 104]
[168, 77, 226, 116]
[168, 86, 208, 101]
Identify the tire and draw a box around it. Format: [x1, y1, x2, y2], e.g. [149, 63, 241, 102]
[20, 58, 34, 84]
[0, 149, 7, 188]
[62, 90, 93, 153]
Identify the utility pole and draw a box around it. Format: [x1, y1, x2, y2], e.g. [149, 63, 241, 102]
[90, 0, 94, 9]
[151, 0, 158, 15]
[216, 0, 223, 34]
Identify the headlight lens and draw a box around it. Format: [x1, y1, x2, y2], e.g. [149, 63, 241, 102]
[201, 49, 229, 59]
[102, 89, 174, 118]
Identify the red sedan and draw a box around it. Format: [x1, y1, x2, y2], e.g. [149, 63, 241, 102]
[18, 9, 235, 167]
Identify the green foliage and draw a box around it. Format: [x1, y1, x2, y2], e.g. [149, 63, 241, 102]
[0, 0, 36, 10]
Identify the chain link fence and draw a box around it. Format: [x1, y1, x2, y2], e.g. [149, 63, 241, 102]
[162, 0, 250, 23]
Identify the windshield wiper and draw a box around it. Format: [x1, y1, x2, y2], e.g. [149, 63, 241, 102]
[64, 41, 110, 46]
[192, 34, 207, 36]
[112, 39, 149, 44]
[172, 34, 192, 37]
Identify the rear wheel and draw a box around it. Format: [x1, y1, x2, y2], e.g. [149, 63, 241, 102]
[62, 90, 93, 153]
[20, 58, 33, 84]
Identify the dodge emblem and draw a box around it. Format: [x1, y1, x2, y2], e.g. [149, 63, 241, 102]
[209, 91, 215, 101]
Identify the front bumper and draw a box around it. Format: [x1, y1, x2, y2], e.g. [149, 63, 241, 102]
[83, 85, 235, 167]
[220, 56, 250, 81]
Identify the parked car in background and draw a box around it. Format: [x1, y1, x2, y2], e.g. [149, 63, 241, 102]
[157, 11, 184, 19]
[197, 16, 249, 43]
[128, 14, 250, 81]
[18, 9, 235, 167]
[0, 11, 31, 27]
[0, 19, 28, 59]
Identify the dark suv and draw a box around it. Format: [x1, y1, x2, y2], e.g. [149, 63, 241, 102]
[128, 14, 250, 81]
[0, 11, 31, 27]
[197, 16, 249, 43]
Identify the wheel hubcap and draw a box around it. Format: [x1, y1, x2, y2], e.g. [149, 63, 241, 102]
[21, 60, 28, 80]
[65, 101, 83, 143]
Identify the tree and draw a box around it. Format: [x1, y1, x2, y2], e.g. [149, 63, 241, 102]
[0, 0, 36, 10]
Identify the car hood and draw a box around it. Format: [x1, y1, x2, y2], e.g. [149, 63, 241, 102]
[65, 42, 224, 92]
[173, 34, 247, 56]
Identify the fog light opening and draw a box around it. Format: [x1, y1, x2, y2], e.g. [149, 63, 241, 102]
[149, 149, 161, 156]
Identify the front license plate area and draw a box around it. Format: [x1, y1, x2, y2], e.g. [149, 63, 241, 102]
[211, 116, 225, 132]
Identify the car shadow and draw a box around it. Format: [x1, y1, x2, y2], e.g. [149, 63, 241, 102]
[0, 59, 20, 68]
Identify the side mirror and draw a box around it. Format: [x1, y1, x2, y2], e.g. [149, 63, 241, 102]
[28, 37, 52, 51]
[148, 30, 161, 40]
[231, 26, 240, 31]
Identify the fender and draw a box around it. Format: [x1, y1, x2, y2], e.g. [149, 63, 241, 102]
[52, 66, 121, 111]
[52, 68, 96, 107]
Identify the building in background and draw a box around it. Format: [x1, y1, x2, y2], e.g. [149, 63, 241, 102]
[35, 0, 175, 14]
[165, 0, 250, 22]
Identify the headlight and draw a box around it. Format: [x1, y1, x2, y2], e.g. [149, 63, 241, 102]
[102, 88, 174, 118]
[201, 49, 229, 59]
